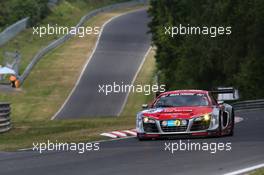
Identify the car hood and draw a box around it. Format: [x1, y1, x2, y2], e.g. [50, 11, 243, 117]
[141, 106, 213, 120]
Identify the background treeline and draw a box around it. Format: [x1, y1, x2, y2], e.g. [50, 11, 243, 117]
[148, 0, 264, 99]
[0, 0, 127, 31]
[0, 0, 50, 29]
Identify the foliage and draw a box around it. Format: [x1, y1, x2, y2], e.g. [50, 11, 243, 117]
[148, 0, 264, 99]
[0, 0, 127, 31]
[0, 0, 50, 29]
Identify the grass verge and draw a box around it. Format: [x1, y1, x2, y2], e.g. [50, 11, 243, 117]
[0, 0, 130, 74]
[0, 6, 155, 151]
[250, 168, 264, 175]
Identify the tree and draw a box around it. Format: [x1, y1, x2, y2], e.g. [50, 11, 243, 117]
[148, 0, 264, 99]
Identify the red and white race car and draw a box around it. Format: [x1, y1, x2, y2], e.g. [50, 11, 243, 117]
[136, 89, 236, 140]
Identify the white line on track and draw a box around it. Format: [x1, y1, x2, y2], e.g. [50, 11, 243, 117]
[117, 46, 152, 116]
[51, 8, 147, 120]
[224, 163, 264, 175]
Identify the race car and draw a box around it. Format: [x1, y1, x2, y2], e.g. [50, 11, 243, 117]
[136, 89, 236, 140]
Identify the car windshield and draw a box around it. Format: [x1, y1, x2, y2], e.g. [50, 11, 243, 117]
[154, 93, 209, 107]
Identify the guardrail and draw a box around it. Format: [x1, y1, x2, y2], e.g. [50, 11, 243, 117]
[0, 17, 29, 47]
[0, 102, 11, 133]
[233, 99, 264, 110]
[19, 0, 148, 85]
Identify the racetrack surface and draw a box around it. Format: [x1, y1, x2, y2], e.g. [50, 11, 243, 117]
[0, 109, 264, 175]
[54, 9, 151, 119]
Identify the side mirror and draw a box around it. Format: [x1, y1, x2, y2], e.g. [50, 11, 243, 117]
[142, 104, 148, 109]
[218, 100, 224, 105]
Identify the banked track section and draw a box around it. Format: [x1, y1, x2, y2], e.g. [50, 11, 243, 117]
[54, 9, 151, 119]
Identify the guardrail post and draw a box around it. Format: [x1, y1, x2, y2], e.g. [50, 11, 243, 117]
[0, 102, 11, 133]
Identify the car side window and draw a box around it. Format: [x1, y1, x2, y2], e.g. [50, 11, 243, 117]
[209, 93, 218, 105]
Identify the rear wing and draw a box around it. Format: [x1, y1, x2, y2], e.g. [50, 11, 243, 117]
[211, 87, 239, 101]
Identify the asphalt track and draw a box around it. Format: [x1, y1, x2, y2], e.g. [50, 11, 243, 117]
[0, 109, 264, 175]
[55, 9, 151, 119]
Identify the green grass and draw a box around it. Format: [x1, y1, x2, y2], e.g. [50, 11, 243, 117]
[250, 168, 264, 175]
[0, 0, 127, 74]
[0, 6, 152, 151]
[0, 46, 155, 151]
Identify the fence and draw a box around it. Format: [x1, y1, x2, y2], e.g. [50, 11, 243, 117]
[19, 0, 148, 84]
[0, 103, 11, 133]
[233, 99, 264, 110]
[0, 18, 29, 47]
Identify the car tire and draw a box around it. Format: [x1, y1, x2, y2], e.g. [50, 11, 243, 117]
[227, 109, 235, 136]
[217, 111, 223, 137]
[137, 133, 150, 141]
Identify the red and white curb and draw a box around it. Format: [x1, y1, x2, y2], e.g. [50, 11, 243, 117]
[100, 129, 137, 138]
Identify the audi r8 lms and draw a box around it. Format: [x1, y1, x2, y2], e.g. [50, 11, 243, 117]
[136, 90, 235, 140]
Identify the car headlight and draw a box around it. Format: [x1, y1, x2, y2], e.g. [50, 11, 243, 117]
[203, 113, 211, 121]
[142, 116, 156, 124]
[194, 113, 212, 122]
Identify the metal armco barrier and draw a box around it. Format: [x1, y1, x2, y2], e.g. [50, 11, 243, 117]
[19, 0, 148, 85]
[233, 99, 264, 110]
[0, 17, 29, 47]
[0, 103, 11, 133]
